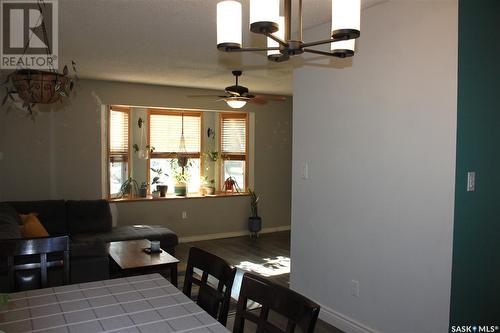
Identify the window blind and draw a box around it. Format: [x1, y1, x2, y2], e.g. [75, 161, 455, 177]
[109, 109, 129, 160]
[221, 116, 247, 154]
[150, 113, 201, 153]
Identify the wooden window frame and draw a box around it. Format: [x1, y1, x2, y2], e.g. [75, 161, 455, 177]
[147, 108, 204, 192]
[107, 105, 131, 199]
[219, 112, 249, 192]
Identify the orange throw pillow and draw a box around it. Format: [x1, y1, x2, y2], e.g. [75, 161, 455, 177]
[19, 213, 49, 238]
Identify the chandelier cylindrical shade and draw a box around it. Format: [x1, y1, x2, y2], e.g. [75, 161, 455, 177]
[331, 39, 355, 58]
[217, 1, 242, 50]
[331, 0, 361, 40]
[250, 0, 279, 34]
[226, 99, 247, 109]
[267, 16, 285, 56]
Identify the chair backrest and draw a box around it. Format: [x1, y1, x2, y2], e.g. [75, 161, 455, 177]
[233, 273, 320, 333]
[183, 247, 236, 326]
[0, 236, 70, 292]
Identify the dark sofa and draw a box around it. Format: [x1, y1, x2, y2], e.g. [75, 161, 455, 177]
[0, 199, 178, 290]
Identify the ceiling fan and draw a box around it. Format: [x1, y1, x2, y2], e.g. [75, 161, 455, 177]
[187, 70, 286, 109]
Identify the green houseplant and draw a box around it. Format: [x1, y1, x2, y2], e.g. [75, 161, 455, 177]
[170, 158, 191, 196]
[151, 168, 168, 197]
[248, 189, 262, 237]
[119, 177, 139, 198]
[173, 171, 189, 196]
[201, 177, 216, 195]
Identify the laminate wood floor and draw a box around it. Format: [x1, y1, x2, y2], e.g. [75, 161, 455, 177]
[175, 231, 343, 333]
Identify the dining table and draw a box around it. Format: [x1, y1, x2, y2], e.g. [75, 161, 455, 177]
[0, 273, 230, 333]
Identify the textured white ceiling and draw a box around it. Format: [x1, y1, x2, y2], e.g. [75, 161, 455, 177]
[57, 0, 385, 95]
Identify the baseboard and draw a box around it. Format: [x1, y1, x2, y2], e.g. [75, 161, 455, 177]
[179, 225, 291, 243]
[318, 304, 380, 333]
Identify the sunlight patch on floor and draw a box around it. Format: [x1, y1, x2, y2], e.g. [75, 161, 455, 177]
[235, 256, 290, 277]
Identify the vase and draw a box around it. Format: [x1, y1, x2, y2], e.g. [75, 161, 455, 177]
[174, 183, 187, 196]
[248, 216, 262, 233]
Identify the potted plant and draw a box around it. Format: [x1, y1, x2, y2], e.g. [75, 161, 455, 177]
[139, 182, 148, 198]
[119, 177, 139, 198]
[201, 177, 216, 195]
[1, 62, 78, 116]
[170, 157, 192, 196]
[133, 144, 155, 160]
[248, 189, 262, 237]
[173, 172, 189, 196]
[151, 168, 168, 197]
[223, 176, 240, 193]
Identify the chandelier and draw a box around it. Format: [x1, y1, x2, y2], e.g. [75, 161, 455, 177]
[216, 0, 361, 62]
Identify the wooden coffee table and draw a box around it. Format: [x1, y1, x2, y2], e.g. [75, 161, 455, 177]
[108, 239, 180, 287]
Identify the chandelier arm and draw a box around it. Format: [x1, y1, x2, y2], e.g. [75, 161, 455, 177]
[264, 32, 287, 47]
[224, 47, 280, 52]
[297, 0, 303, 41]
[284, 0, 292, 41]
[303, 49, 339, 57]
[301, 37, 349, 49]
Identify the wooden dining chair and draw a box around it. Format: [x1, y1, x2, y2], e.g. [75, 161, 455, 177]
[233, 272, 321, 333]
[0, 236, 70, 292]
[183, 247, 236, 326]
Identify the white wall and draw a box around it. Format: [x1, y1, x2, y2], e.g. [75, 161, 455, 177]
[291, 2, 457, 333]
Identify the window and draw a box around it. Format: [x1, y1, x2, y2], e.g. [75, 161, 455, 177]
[105, 106, 251, 200]
[220, 113, 248, 191]
[149, 110, 203, 194]
[108, 106, 130, 197]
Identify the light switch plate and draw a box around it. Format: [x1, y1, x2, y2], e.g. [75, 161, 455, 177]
[467, 172, 476, 192]
[301, 162, 309, 180]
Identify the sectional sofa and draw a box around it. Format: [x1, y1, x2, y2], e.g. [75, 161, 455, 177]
[0, 200, 178, 292]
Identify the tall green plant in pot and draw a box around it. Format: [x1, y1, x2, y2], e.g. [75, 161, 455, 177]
[248, 189, 262, 237]
[170, 158, 191, 196]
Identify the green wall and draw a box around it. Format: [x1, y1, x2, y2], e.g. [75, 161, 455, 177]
[450, 0, 500, 325]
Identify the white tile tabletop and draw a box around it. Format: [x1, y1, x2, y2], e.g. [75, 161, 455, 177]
[0, 273, 230, 333]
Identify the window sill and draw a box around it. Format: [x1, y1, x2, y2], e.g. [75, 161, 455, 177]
[108, 192, 249, 203]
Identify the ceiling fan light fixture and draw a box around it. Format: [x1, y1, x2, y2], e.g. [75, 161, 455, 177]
[217, 0, 242, 50]
[331, 0, 361, 40]
[226, 98, 248, 109]
[249, 0, 280, 34]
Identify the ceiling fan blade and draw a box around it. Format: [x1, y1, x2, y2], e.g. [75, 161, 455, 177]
[187, 94, 227, 98]
[254, 94, 287, 101]
[249, 96, 268, 105]
[225, 88, 243, 96]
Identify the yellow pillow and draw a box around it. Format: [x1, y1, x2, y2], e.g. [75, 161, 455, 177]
[19, 213, 49, 238]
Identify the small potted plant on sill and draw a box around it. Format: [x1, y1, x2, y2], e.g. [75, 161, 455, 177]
[173, 172, 189, 196]
[223, 176, 240, 193]
[248, 189, 262, 237]
[201, 177, 216, 195]
[170, 157, 191, 196]
[151, 168, 168, 197]
[119, 177, 139, 198]
[139, 182, 148, 198]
